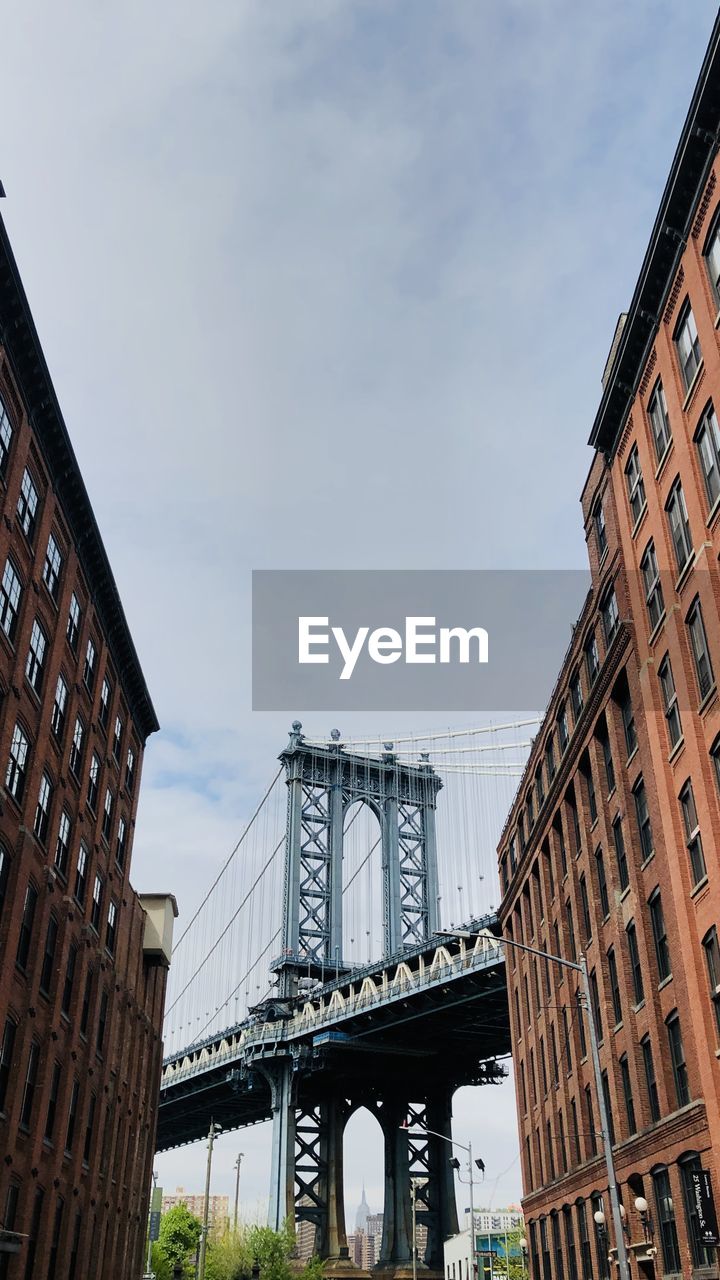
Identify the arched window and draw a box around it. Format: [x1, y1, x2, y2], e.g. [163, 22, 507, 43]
[679, 1151, 715, 1268]
[651, 1165, 680, 1274]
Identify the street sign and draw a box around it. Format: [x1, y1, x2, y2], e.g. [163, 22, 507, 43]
[149, 1211, 161, 1243]
[690, 1169, 720, 1247]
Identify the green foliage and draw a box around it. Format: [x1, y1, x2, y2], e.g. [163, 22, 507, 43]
[156, 1203, 202, 1275]
[150, 1241, 174, 1280]
[490, 1228, 526, 1280]
[204, 1219, 321, 1280]
[300, 1255, 325, 1280]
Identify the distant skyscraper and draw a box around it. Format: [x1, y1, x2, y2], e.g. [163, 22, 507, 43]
[355, 1185, 371, 1233]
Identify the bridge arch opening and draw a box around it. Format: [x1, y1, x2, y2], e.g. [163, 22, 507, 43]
[343, 1104, 384, 1264]
[342, 799, 385, 966]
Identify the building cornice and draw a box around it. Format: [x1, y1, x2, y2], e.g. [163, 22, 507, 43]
[0, 214, 159, 742]
[589, 13, 720, 457]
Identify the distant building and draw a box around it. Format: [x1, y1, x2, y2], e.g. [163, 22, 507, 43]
[161, 1187, 229, 1230]
[348, 1230, 376, 1269]
[445, 1216, 524, 1280]
[355, 1184, 371, 1232]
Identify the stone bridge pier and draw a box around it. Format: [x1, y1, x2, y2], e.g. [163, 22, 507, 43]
[265, 1060, 459, 1278]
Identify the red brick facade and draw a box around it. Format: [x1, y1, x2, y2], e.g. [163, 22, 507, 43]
[498, 18, 720, 1280]
[0, 216, 168, 1278]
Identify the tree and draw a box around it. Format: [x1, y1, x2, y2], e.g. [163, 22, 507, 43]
[157, 1204, 203, 1276]
[491, 1228, 525, 1280]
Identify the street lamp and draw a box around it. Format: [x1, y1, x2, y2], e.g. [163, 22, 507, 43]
[234, 1153, 245, 1233]
[144, 1169, 159, 1280]
[400, 1123, 483, 1279]
[634, 1197, 655, 1246]
[440, 928, 632, 1280]
[198, 1121, 223, 1280]
[410, 1177, 426, 1280]
[518, 1235, 528, 1280]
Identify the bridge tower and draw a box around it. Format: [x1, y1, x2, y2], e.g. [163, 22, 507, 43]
[263, 724, 457, 1276]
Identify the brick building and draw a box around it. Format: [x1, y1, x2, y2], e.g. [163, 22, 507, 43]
[161, 1186, 229, 1230]
[0, 211, 175, 1277]
[497, 16, 720, 1280]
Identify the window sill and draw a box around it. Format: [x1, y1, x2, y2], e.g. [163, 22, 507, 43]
[631, 502, 649, 541]
[658, 974, 674, 991]
[632, 999, 645, 1014]
[682, 359, 705, 413]
[668, 736, 685, 764]
[706, 489, 720, 532]
[613, 1020, 624, 1034]
[619, 885, 631, 903]
[648, 611, 667, 647]
[626, 745, 639, 770]
[654, 438, 675, 483]
[640, 852, 655, 873]
[675, 551, 697, 594]
[598, 545, 609, 569]
[690, 876, 710, 900]
[699, 684, 718, 717]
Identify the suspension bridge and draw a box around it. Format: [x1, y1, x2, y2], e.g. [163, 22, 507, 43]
[158, 720, 536, 1275]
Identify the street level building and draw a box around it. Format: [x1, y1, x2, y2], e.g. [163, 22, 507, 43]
[161, 1186, 230, 1229]
[0, 212, 175, 1278]
[497, 14, 720, 1280]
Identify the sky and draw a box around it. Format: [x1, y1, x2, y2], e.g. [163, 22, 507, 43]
[2, 0, 719, 1229]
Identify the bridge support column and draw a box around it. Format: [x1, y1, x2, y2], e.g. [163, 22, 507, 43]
[378, 1100, 413, 1272]
[424, 1092, 459, 1269]
[325, 1095, 348, 1260]
[267, 1061, 296, 1232]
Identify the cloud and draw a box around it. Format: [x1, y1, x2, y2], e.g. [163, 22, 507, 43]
[1, 0, 717, 1218]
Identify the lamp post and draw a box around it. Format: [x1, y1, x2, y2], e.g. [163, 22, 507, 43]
[400, 1124, 483, 1279]
[144, 1169, 159, 1279]
[198, 1121, 222, 1280]
[440, 929, 631, 1280]
[518, 1235, 527, 1280]
[233, 1153, 245, 1233]
[410, 1177, 424, 1280]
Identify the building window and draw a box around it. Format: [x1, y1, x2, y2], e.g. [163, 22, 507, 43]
[15, 881, 37, 970]
[648, 379, 672, 460]
[648, 889, 671, 982]
[666, 479, 693, 574]
[570, 668, 583, 723]
[619, 1053, 636, 1136]
[696, 401, 720, 507]
[597, 720, 615, 793]
[25, 618, 47, 693]
[557, 702, 569, 754]
[610, 816, 627, 893]
[0, 394, 13, 476]
[90, 874, 103, 932]
[43, 532, 63, 601]
[17, 468, 39, 540]
[69, 716, 85, 778]
[101, 787, 113, 841]
[65, 1078, 80, 1153]
[601, 1070, 615, 1146]
[80, 970, 93, 1037]
[607, 947, 622, 1025]
[33, 771, 53, 844]
[552, 1212, 564, 1280]
[0, 844, 9, 918]
[675, 303, 702, 389]
[19, 1041, 40, 1128]
[126, 745, 136, 793]
[679, 779, 706, 886]
[83, 1092, 97, 1165]
[113, 815, 125, 866]
[0, 1018, 16, 1113]
[595, 846, 610, 918]
[44, 1062, 61, 1141]
[687, 596, 715, 700]
[616, 675, 637, 757]
[39, 914, 59, 995]
[600, 587, 619, 646]
[74, 842, 88, 906]
[658, 654, 682, 748]
[97, 989, 108, 1053]
[579, 875, 592, 945]
[666, 1010, 690, 1107]
[565, 900, 577, 963]
[653, 1166, 681, 1274]
[680, 1153, 716, 1268]
[594, 500, 607, 559]
[0, 558, 22, 643]
[564, 1206, 578, 1280]
[581, 753, 597, 824]
[702, 926, 720, 1041]
[106, 900, 118, 955]
[98, 677, 111, 730]
[6, 722, 29, 803]
[67, 592, 81, 650]
[83, 637, 96, 691]
[589, 968, 602, 1043]
[51, 673, 68, 741]
[625, 445, 646, 525]
[87, 753, 100, 812]
[626, 920, 644, 1005]
[61, 945, 76, 1017]
[638, 1034, 661, 1126]
[640, 541, 664, 631]
[585, 631, 600, 686]
[544, 734, 556, 784]
[55, 809, 71, 877]
[112, 715, 123, 762]
[535, 764, 545, 809]
[633, 779, 653, 862]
